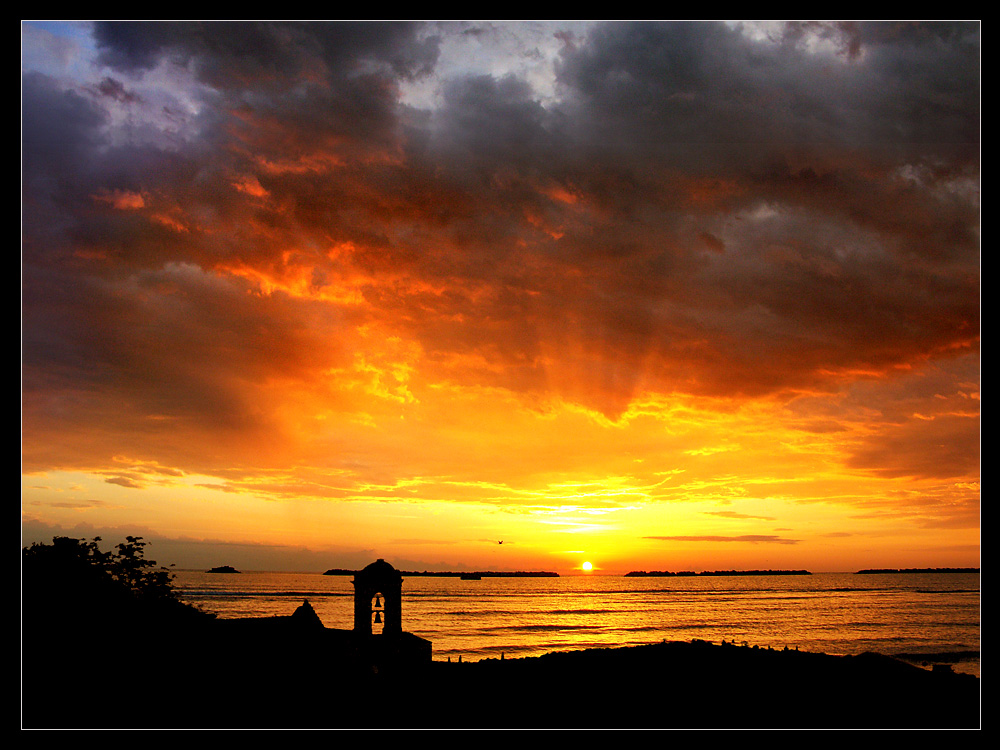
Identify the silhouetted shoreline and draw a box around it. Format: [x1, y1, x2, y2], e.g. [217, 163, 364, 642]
[414, 640, 981, 729]
[855, 567, 980, 574]
[22, 632, 980, 729]
[21, 539, 980, 729]
[625, 569, 812, 577]
[323, 568, 560, 577]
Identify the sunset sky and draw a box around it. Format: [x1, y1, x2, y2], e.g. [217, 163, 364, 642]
[21, 21, 979, 574]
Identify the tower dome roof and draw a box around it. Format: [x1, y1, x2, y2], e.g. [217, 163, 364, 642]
[355, 558, 402, 584]
[362, 558, 397, 574]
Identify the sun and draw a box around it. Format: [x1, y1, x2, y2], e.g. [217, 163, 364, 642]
[581, 561, 593, 572]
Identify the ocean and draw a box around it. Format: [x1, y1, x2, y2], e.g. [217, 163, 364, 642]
[171, 570, 980, 677]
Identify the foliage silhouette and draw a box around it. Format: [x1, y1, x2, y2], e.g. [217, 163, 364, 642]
[22, 536, 213, 728]
[22, 537, 979, 729]
[22, 535, 207, 629]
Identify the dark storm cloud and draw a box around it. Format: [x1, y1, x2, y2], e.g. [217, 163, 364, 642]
[433, 73, 556, 166]
[92, 76, 141, 104]
[20, 70, 358, 471]
[93, 21, 440, 83]
[541, 23, 978, 395]
[21, 21, 979, 476]
[555, 22, 978, 162]
[22, 71, 107, 194]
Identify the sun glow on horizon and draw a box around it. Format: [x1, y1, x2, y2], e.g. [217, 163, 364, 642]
[19, 21, 980, 575]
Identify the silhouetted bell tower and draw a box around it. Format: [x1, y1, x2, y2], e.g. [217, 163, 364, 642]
[352, 559, 403, 636]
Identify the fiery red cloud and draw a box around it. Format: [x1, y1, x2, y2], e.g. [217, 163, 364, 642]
[22, 22, 978, 571]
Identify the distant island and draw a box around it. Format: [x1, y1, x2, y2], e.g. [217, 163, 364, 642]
[323, 569, 559, 578]
[22, 535, 980, 729]
[207, 565, 241, 573]
[855, 567, 979, 575]
[625, 569, 812, 577]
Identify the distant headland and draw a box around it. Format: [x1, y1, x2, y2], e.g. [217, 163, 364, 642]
[22, 537, 980, 729]
[855, 567, 979, 574]
[625, 569, 811, 577]
[323, 568, 559, 578]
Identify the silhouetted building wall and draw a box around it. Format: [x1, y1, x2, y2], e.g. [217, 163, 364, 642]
[352, 558, 403, 636]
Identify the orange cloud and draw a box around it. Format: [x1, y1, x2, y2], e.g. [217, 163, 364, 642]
[21, 21, 979, 572]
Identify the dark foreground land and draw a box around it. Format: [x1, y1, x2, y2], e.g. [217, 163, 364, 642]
[23, 631, 980, 729]
[21, 538, 980, 730]
[428, 641, 981, 729]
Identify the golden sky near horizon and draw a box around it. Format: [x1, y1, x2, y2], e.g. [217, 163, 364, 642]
[21, 22, 979, 573]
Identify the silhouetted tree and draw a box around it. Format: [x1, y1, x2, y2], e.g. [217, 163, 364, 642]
[22, 537, 211, 727]
[22, 535, 206, 627]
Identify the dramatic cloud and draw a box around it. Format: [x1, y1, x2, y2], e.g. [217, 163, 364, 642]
[22, 22, 979, 571]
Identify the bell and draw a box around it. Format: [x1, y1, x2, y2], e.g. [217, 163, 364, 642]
[374, 595, 382, 608]
[373, 610, 382, 624]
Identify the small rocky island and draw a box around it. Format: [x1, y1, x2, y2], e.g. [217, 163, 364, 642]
[207, 565, 240, 573]
[22, 538, 980, 729]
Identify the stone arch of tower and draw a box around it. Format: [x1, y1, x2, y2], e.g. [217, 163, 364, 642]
[352, 558, 403, 636]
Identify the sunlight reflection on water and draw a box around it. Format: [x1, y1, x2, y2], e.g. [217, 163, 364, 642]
[173, 570, 979, 676]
